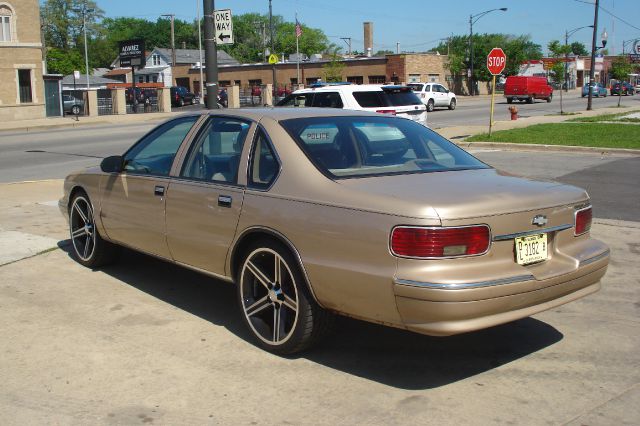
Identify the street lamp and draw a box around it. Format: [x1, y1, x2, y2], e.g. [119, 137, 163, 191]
[587, 0, 607, 111]
[72, 3, 94, 91]
[469, 7, 507, 96]
[564, 25, 593, 92]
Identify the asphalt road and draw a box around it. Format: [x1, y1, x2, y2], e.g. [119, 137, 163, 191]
[428, 90, 640, 128]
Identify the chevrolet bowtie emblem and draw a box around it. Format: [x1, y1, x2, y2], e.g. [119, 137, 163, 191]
[532, 215, 548, 226]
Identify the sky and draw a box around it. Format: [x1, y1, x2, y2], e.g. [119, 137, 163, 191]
[97, 0, 639, 55]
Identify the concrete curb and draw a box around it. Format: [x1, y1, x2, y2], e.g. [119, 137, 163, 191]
[456, 141, 640, 155]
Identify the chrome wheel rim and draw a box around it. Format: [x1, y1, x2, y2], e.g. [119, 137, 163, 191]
[240, 248, 299, 345]
[70, 196, 96, 262]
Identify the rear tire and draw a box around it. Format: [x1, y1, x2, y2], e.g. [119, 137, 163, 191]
[69, 191, 119, 268]
[237, 239, 334, 355]
[546, 94, 553, 103]
[527, 96, 534, 104]
[506, 97, 513, 104]
[448, 98, 456, 110]
[426, 99, 435, 112]
[179, 98, 185, 107]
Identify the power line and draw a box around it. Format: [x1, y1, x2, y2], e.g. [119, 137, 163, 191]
[571, 0, 640, 31]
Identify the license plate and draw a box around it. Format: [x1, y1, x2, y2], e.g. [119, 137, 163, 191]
[515, 234, 547, 265]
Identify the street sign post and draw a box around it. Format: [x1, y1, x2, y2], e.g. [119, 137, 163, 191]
[214, 9, 233, 44]
[487, 47, 507, 136]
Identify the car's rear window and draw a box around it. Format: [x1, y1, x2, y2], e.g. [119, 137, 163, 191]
[383, 88, 423, 106]
[280, 116, 489, 178]
[352, 91, 388, 108]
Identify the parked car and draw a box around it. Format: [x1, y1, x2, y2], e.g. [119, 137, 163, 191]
[170, 86, 196, 107]
[62, 94, 84, 115]
[610, 82, 634, 96]
[60, 108, 609, 354]
[582, 83, 607, 97]
[407, 82, 457, 111]
[504, 76, 553, 103]
[277, 83, 427, 125]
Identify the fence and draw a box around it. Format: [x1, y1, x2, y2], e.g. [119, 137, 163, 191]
[97, 89, 114, 116]
[126, 88, 159, 114]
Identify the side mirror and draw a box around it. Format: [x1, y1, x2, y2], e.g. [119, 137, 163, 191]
[100, 155, 124, 173]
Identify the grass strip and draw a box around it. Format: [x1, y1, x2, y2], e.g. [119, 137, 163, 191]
[466, 123, 640, 149]
[568, 110, 640, 123]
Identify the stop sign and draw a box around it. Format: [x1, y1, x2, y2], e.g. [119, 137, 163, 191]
[487, 48, 507, 75]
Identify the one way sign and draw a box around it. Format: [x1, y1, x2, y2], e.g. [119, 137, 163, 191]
[214, 9, 233, 45]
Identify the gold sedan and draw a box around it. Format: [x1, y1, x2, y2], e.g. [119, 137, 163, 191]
[59, 109, 609, 354]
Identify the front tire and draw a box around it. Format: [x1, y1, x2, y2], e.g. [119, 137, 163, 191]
[426, 99, 435, 112]
[237, 239, 333, 355]
[546, 94, 553, 102]
[448, 98, 456, 110]
[71, 105, 81, 115]
[69, 192, 119, 268]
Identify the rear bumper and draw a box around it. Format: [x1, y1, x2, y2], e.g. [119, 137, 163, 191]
[393, 249, 609, 336]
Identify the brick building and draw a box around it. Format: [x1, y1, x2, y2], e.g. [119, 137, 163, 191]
[0, 0, 45, 121]
[186, 53, 449, 92]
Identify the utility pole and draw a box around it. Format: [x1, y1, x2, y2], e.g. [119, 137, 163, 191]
[269, 0, 277, 95]
[469, 14, 474, 96]
[340, 37, 352, 56]
[203, 0, 219, 109]
[161, 14, 176, 81]
[80, 6, 91, 90]
[196, 1, 204, 102]
[587, 0, 600, 111]
[396, 42, 400, 54]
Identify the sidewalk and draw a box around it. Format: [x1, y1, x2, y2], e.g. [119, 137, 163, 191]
[0, 111, 181, 133]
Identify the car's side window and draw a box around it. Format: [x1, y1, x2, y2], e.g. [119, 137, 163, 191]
[181, 117, 251, 184]
[278, 93, 312, 107]
[425, 85, 432, 92]
[123, 116, 199, 176]
[248, 128, 279, 189]
[311, 92, 343, 108]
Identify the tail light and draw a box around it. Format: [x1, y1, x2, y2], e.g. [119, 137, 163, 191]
[376, 109, 396, 115]
[390, 225, 490, 258]
[575, 206, 592, 236]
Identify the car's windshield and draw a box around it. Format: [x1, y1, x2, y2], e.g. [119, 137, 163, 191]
[280, 116, 489, 178]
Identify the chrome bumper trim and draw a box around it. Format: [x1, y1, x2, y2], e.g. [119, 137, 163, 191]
[579, 249, 610, 267]
[493, 224, 572, 241]
[394, 274, 535, 290]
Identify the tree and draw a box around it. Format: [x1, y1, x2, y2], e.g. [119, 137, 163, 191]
[432, 33, 542, 84]
[323, 49, 345, 82]
[46, 47, 86, 75]
[548, 40, 572, 114]
[610, 56, 633, 107]
[570, 41, 589, 56]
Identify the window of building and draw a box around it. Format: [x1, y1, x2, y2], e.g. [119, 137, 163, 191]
[368, 75, 386, 84]
[290, 77, 298, 85]
[428, 74, 440, 82]
[346, 76, 363, 85]
[0, 6, 12, 42]
[151, 54, 161, 66]
[306, 77, 320, 86]
[18, 70, 32, 103]
[408, 74, 421, 83]
[152, 75, 158, 83]
[219, 80, 231, 87]
[138, 76, 144, 83]
[248, 79, 262, 87]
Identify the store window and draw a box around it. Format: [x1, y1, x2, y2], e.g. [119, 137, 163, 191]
[428, 74, 440, 82]
[368, 75, 386, 84]
[18, 69, 33, 103]
[346, 76, 363, 85]
[408, 74, 421, 83]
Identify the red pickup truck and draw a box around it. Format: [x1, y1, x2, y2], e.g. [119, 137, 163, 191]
[504, 76, 553, 104]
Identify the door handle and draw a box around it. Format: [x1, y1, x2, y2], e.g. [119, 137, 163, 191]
[218, 195, 232, 207]
[154, 185, 165, 197]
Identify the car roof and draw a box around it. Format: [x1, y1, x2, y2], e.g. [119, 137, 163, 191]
[291, 84, 405, 94]
[185, 107, 387, 122]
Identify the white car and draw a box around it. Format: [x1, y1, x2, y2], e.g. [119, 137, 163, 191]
[277, 83, 427, 126]
[407, 82, 457, 112]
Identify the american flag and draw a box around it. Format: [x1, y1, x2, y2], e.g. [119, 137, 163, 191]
[295, 18, 302, 38]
